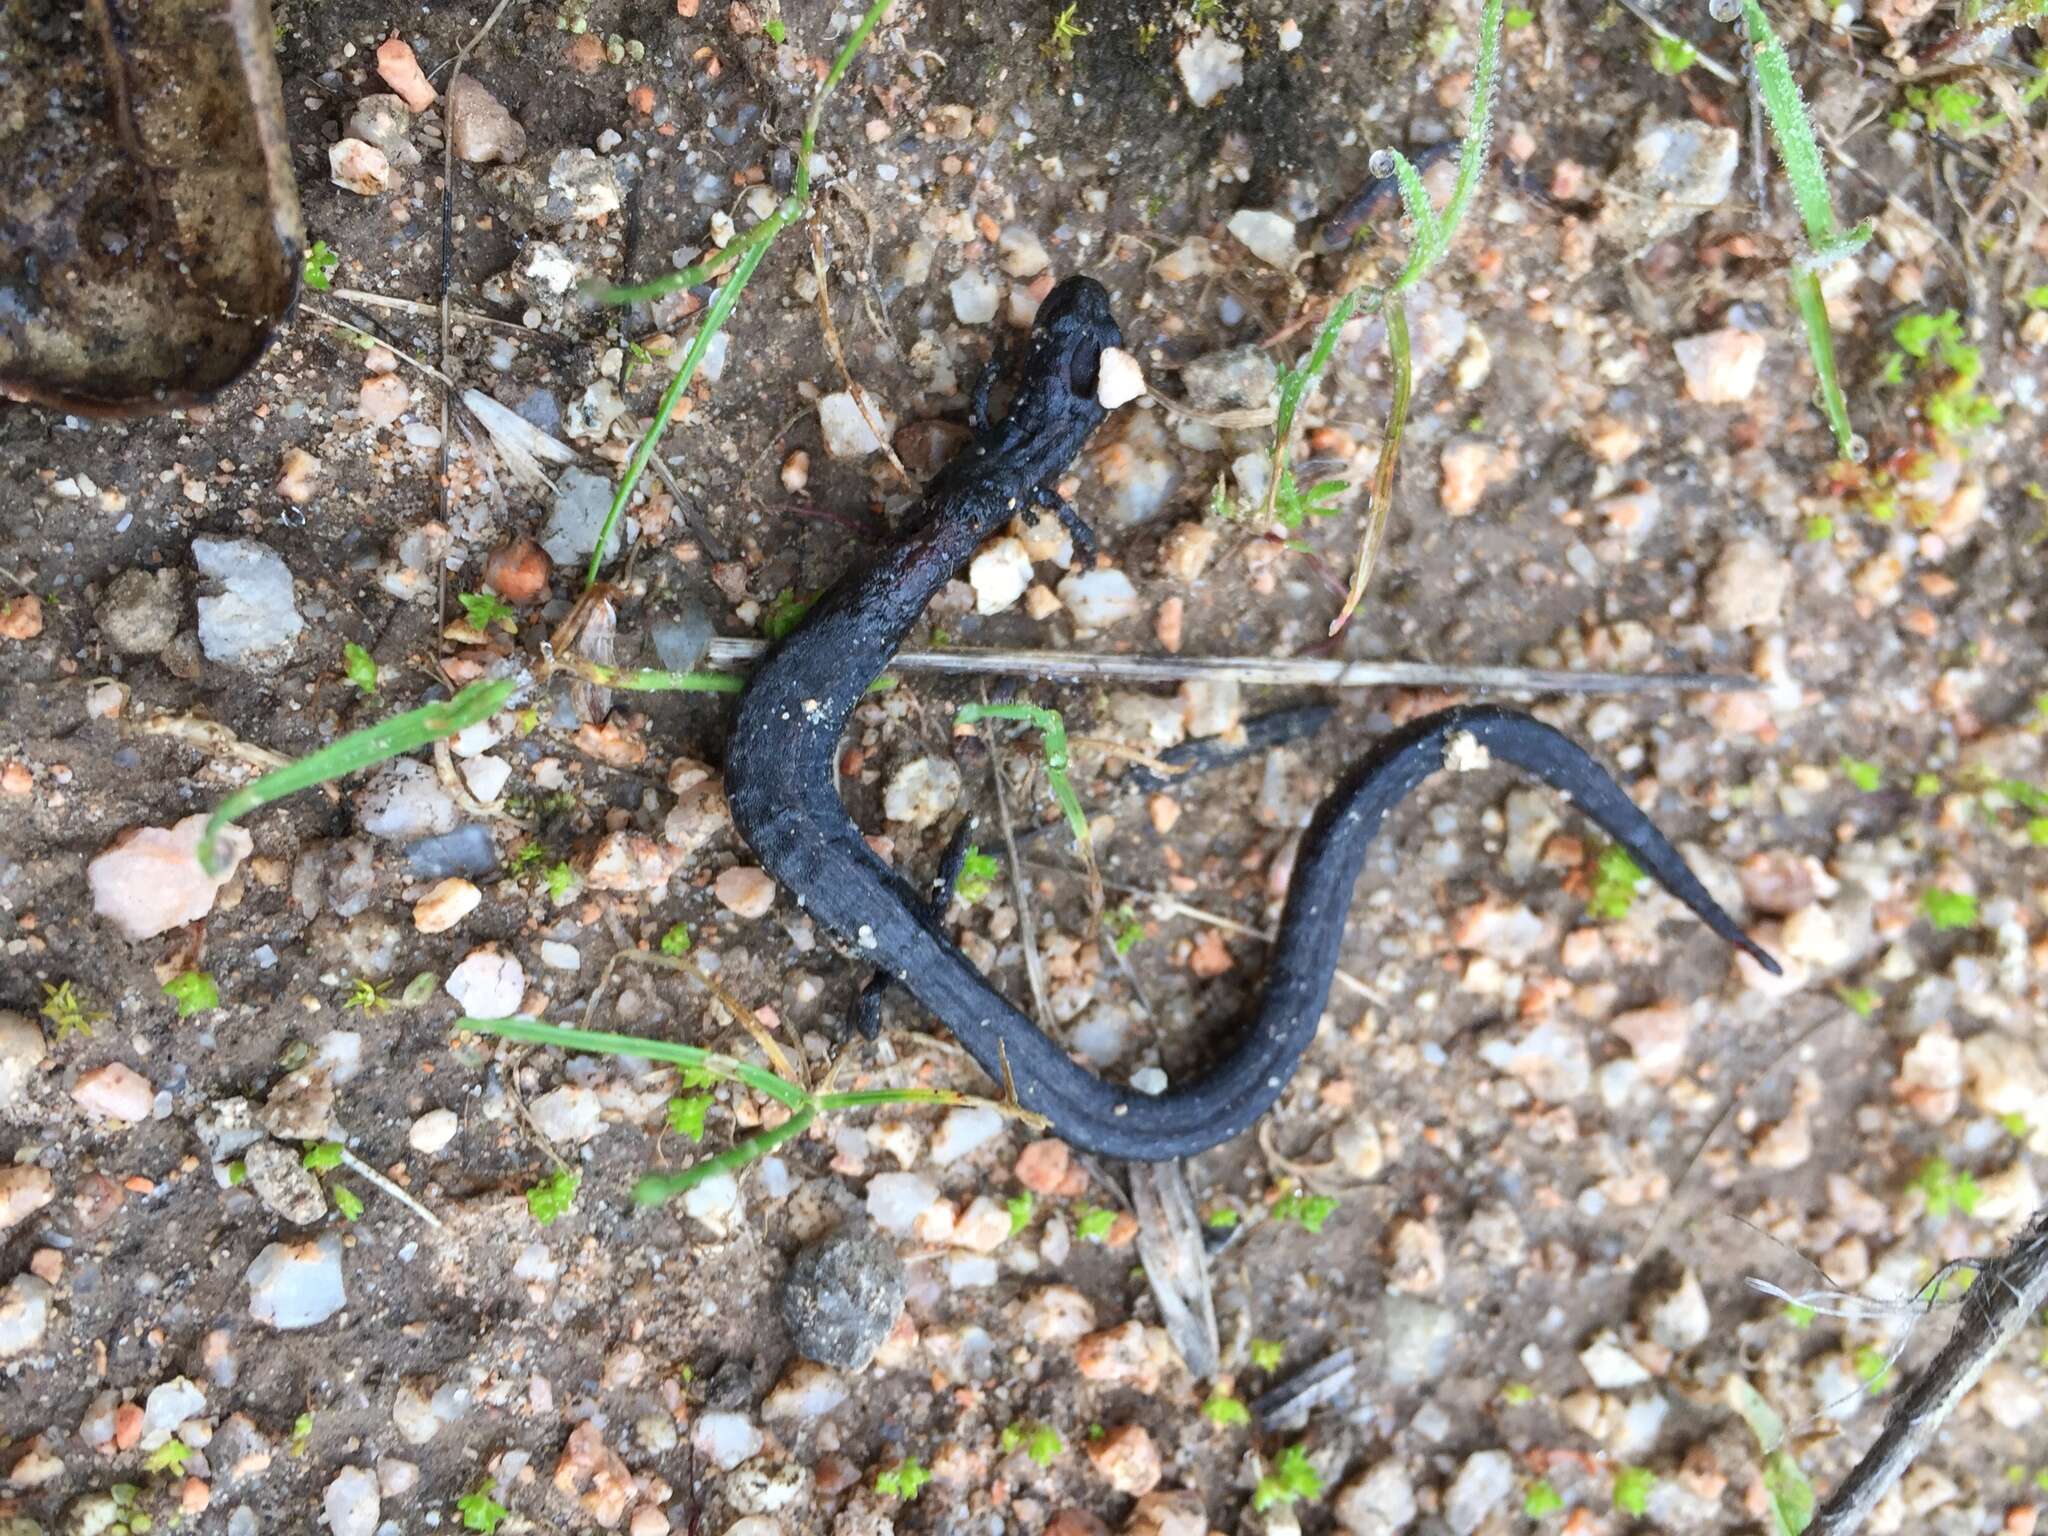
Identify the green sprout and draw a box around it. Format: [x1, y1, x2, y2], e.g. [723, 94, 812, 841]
[527, 1166, 581, 1225]
[1881, 309, 2000, 441]
[1504, 5, 1534, 23]
[1613, 1466, 1656, 1517]
[1000, 1422, 1063, 1466]
[659, 922, 693, 956]
[1106, 904, 1145, 958]
[1782, 1301, 1816, 1328]
[667, 1094, 713, 1142]
[1205, 1206, 1241, 1229]
[302, 240, 339, 292]
[1853, 1344, 1893, 1391]
[1043, 1, 1089, 58]
[1006, 1192, 1035, 1235]
[1523, 1479, 1565, 1518]
[1914, 771, 1943, 797]
[1834, 985, 1878, 1017]
[341, 977, 396, 1014]
[763, 15, 787, 42]
[1074, 1204, 1116, 1243]
[1587, 843, 1645, 920]
[39, 980, 107, 1040]
[544, 861, 580, 903]
[1913, 1156, 1981, 1219]
[199, 677, 516, 874]
[456, 1487, 511, 1533]
[1252, 1444, 1324, 1512]
[458, 591, 519, 631]
[332, 1184, 365, 1220]
[225, 1159, 248, 1185]
[342, 642, 379, 696]
[1839, 756, 1882, 792]
[302, 1141, 345, 1171]
[875, 1456, 931, 1501]
[954, 845, 1000, 904]
[1501, 1381, 1537, 1404]
[1804, 514, 1835, 541]
[1201, 1393, 1251, 1427]
[763, 588, 818, 641]
[1250, 1338, 1285, 1371]
[1920, 888, 1978, 931]
[581, 0, 899, 591]
[1738, 0, 1869, 460]
[1729, 1380, 1815, 1536]
[1272, 1185, 1338, 1233]
[288, 1413, 315, 1456]
[954, 702, 1090, 856]
[1650, 34, 1697, 73]
[162, 971, 219, 1017]
[143, 1439, 194, 1473]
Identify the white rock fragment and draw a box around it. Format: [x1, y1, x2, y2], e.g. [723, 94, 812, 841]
[882, 756, 963, 829]
[866, 1172, 940, 1236]
[412, 877, 482, 933]
[1675, 328, 1767, 404]
[1579, 1332, 1652, 1389]
[247, 1235, 347, 1329]
[445, 949, 526, 1019]
[1176, 28, 1244, 107]
[1643, 1269, 1711, 1351]
[141, 1377, 207, 1449]
[1226, 210, 1301, 270]
[461, 754, 512, 805]
[1096, 346, 1147, 409]
[715, 866, 777, 918]
[949, 269, 1001, 324]
[530, 1084, 604, 1144]
[0, 1275, 52, 1358]
[0, 1166, 53, 1231]
[324, 1466, 381, 1536]
[70, 1063, 154, 1122]
[930, 1105, 1004, 1165]
[1443, 1450, 1514, 1536]
[817, 392, 894, 459]
[763, 1360, 850, 1421]
[408, 1109, 460, 1154]
[684, 1168, 743, 1237]
[997, 227, 1050, 278]
[192, 536, 305, 667]
[969, 536, 1036, 615]
[356, 759, 460, 842]
[692, 1411, 763, 1471]
[1056, 568, 1142, 631]
[329, 138, 392, 196]
[1703, 538, 1792, 631]
[88, 814, 250, 941]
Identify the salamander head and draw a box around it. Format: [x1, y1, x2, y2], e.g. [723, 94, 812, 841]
[1003, 275, 1122, 459]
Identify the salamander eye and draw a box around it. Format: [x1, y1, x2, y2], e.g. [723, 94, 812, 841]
[1068, 336, 1102, 395]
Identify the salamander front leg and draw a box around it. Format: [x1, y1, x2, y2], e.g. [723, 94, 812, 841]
[1032, 482, 1099, 566]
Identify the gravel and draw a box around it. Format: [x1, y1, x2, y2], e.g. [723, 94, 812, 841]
[778, 1224, 906, 1371]
[191, 537, 305, 667]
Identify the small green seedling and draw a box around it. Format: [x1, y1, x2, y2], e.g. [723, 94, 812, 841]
[162, 971, 219, 1017]
[667, 1094, 713, 1142]
[954, 845, 1000, 904]
[660, 922, 693, 956]
[875, 1457, 931, 1501]
[1853, 1344, 1893, 1391]
[332, 1184, 365, 1220]
[1782, 1301, 1816, 1328]
[527, 1166, 580, 1225]
[1272, 1185, 1338, 1233]
[1650, 34, 1697, 73]
[458, 591, 519, 632]
[456, 1487, 511, 1533]
[763, 15, 786, 42]
[1000, 1422, 1063, 1466]
[1074, 1204, 1116, 1242]
[1588, 844, 1644, 921]
[1729, 1379, 1815, 1536]
[1201, 1393, 1251, 1427]
[1523, 1479, 1565, 1518]
[1106, 904, 1145, 957]
[1501, 1381, 1537, 1404]
[544, 861, 580, 903]
[41, 980, 108, 1040]
[1043, 1, 1088, 58]
[763, 588, 817, 641]
[288, 1412, 315, 1456]
[303, 240, 339, 291]
[1252, 1444, 1324, 1511]
[343, 642, 380, 696]
[1205, 1206, 1240, 1229]
[1921, 888, 1978, 931]
[1913, 1156, 1981, 1219]
[1613, 1466, 1655, 1517]
[143, 1440, 194, 1474]
[1839, 756, 1882, 792]
[302, 1142, 345, 1171]
[1006, 1192, 1035, 1234]
[954, 702, 1090, 857]
[1250, 1338, 1285, 1371]
[342, 977, 396, 1014]
[1834, 985, 1878, 1017]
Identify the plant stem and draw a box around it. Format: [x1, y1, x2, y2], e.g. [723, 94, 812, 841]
[1329, 298, 1412, 635]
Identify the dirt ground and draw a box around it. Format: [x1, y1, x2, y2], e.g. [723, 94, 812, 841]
[4, 0, 2048, 1531]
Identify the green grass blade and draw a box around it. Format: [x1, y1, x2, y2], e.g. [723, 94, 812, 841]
[955, 701, 1088, 847]
[459, 1014, 812, 1111]
[632, 1107, 816, 1205]
[1741, 0, 1837, 246]
[1429, 0, 1505, 272]
[575, 664, 746, 694]
[1790, 269, 1856, 458]
[1390, 150, 1444, 263]
[199, 677, 516, 874]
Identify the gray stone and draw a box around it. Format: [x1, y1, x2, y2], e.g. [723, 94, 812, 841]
[0, 1011, 46, 1117]
[1379, 1295, 1456, 1386]
[405, 824, 498, 879]
[1182, 345, 1277, 412]
[356, 759, 460, 842]
[0, 1273, 51, 1357]
[97, 568, 182, 656]
[1443, 1450, 1514, 1536]
[448, 76, 525, 165]
[192, 537, 304, 668]
[779, 1224, 905, 1370]
[1598, 118, 1740, 254]
[244, 1141, 327, 1225]
[345, 94, 421, 169]
[541, 148, 623, 223]
[541, 468, 624, 565]
[247, 1235, 346, 1328]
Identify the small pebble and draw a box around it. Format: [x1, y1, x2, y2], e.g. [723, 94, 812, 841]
[408, 1109, 460, 1154]
[715, 866, 777, 919]
[412, 878, 482, 934]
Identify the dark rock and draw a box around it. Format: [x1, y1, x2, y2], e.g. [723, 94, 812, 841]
[778, 1223, 904, 1370]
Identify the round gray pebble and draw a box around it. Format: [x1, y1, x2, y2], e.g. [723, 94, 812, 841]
[778, 1223, 904, 1371]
